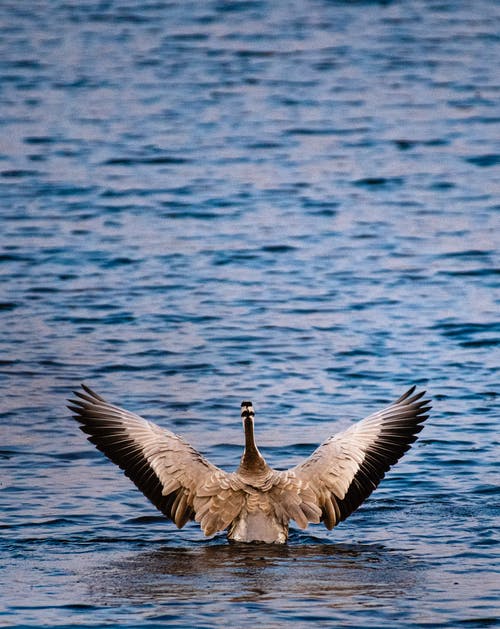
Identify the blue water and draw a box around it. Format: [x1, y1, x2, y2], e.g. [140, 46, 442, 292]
[1, 0, 499, 627]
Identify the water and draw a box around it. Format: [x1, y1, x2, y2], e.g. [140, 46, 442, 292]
[1, 0, 499, 626]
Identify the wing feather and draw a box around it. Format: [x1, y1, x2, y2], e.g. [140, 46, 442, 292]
[290, 386, 431, 530]
[69, 384, 244, 536]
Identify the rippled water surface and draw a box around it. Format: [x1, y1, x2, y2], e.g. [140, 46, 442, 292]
[1, 0, 499, 627]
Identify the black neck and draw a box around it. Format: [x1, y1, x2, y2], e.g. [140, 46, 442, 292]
[241, 417, 266, 472]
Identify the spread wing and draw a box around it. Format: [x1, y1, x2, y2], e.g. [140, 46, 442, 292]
[289, 386, 431, 530]
[68, 385, 245, 536]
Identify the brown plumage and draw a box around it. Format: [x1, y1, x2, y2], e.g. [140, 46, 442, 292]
[69, 385, 431, 543]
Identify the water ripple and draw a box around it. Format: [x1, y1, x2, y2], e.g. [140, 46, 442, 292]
[1, 0, 499, 627]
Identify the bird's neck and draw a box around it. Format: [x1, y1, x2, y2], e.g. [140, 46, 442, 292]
[240, 418, 267, 473]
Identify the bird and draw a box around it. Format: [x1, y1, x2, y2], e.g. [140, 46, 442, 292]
[68, 385, 430, 544]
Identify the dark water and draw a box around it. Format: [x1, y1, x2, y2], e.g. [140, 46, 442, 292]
[1, 0, 499, 627]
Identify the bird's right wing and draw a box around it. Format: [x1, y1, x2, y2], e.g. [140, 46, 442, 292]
[288, 386, 431, 530]
[68, 385, 245, 536]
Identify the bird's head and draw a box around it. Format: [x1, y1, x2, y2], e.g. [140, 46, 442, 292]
[241, 401, 255, 429]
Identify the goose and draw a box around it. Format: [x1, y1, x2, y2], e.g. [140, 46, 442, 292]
[69, 385, 430, 543]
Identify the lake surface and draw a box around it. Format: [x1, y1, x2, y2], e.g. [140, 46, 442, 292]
[1, 0, 499, 627]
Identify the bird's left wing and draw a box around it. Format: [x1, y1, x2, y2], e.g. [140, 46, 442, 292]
[68, 385, 245, 536]
[287, 386, 431, 530]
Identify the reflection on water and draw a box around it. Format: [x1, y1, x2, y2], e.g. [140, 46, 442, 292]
[90, 541, 418, 608]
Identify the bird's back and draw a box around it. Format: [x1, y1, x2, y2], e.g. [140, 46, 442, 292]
[227, 481, 289, 543]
